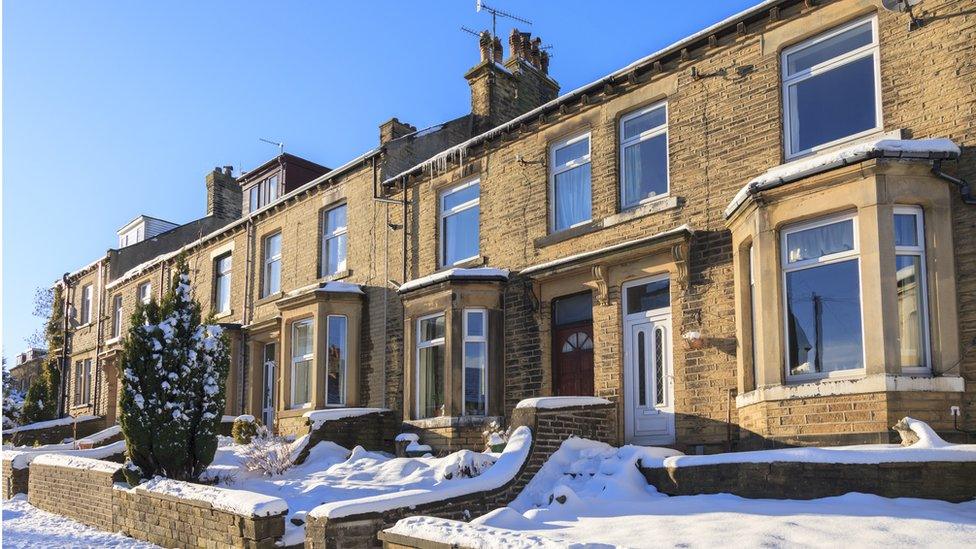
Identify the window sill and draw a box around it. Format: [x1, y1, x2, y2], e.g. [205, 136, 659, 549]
[736, 373, 964, 408]
[319, 269, 352, 283]
[74, 322, 94, 331]
[70, 404, 92, 411]
[105, 336, 121, 346]
[535, 196, 681, 249]
[439, 256, 486, 270]
[255, 292, 283, 306]
[213, 310, 235, 321]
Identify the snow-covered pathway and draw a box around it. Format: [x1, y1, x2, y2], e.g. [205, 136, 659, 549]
[2, 494, 157, 548]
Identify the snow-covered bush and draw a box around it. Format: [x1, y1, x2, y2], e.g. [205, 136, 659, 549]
[231, 415, 263, 445]
[118, 260, 230, 482]
[242, 435, 294, 476]
[2, 369, 24, 430]
[482, 419, 508, 452]
[435, 449, 497, 481]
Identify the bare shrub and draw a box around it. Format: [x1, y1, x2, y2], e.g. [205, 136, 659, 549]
[242, 435, 294, 476]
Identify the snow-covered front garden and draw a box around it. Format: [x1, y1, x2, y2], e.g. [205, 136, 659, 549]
[386, 422, 976, 548]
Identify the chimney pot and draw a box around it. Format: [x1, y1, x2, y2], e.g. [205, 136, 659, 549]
[492, 36, 502, 63]
[479, 31, 492, 63]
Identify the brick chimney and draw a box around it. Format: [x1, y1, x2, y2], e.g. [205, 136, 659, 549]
[379, 117, 417, 144]
[465, 28, 559, 134]
[206, 166, 242, 222]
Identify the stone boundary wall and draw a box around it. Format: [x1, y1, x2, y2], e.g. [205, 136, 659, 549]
[640, 461, 976, 503]
[25, 457, 286, 548]
[305, 402, 616, 548]
[4, 416, 107, 446]
[1, 459, 29, 499]
[291, 409, 398, 464]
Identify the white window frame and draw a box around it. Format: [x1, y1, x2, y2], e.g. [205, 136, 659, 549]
[80, 284, 93, 325]
[749, 244, 759, 387]
[290, 319, 314, 409]
[214, 253, 232, 314]
[619, 101, 670, 209]
[439, 179, 481, 268]
[894, 205, 931, 374]
[415, 312, 446, 419]
[549, 132, 592, 232]
[325, 314, 348, 406]
[263, 232, 282, 298]
[462, 308, 488, 416]
[321, 204, 348, 277]
[137, 282, 152, 304]
[112, 294, 123, 339]
[780, 212, 866, 381]
[782, 15, 882, 159]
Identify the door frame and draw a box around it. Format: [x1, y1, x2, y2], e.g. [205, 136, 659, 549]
[262, 343, 277, 427]
[622, 274, 675, 445]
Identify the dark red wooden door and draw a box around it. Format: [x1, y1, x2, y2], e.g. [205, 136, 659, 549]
[553, 323, 595, 396]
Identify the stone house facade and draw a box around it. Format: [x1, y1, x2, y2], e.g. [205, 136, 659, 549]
[8, 348, 46, 393]
[56, 0, 975, 453]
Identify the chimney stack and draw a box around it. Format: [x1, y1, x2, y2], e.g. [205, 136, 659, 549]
[379, 117, 417, 145]
[206, 166, 242, 222]
[465, 28, 559, 133]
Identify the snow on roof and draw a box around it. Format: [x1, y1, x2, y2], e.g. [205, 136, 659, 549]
[398, 267, 510, 294]
[5, 414, 99, 434]
[384, 0, 784, 186]
[308, 425, 532, 520]
[724, 138, 962, 219]
[134, 476, 288, 518]
[317, 281, 365, 295]
[515, 397, 611, 410]
[303, 408, 389, 430]
[29, 447, 126, 474]
[521, 224, 692, 276]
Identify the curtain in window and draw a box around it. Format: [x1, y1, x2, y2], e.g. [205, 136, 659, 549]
[555, 164, 591, 230]
[786, 220, 854, 263]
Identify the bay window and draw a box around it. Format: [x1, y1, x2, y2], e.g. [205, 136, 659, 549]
[291, 319, 313, 408]
[321, 204, 348, 277]
[417, 314, 446, 418]
[894, 206, 929, 372]
[463, 309, 487, 416]
[249, 175, 280, 212]
[782, 214, 864, 378]
[782, 16, 881, 158]
[263, 232, 282, 297]
[550, 133, 592, 232]
[620, 103, 669, 208]
[440, 180, 480, 267]
[326, 315, 347, 405]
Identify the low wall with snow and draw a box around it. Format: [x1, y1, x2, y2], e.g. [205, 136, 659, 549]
[24, 454, 287, 547]
[288, 408, 397, 464]
[2, 439, 126, 499]
[304, 397, 616, 548]
[3, 415, 106, 447]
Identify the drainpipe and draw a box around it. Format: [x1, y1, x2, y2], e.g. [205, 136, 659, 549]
[58, 274, 72, 418]
[92, 258, 105, 418]
[240, 217, 256, 415]
[932, 160, 976, 205]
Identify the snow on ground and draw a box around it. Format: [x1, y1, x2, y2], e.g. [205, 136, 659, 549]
[388, 433, 976, 548]
[206, 432, 518, 546]
[2, 494, 158, 549]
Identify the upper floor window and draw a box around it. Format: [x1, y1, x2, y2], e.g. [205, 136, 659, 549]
[782, 16, 881, 158]
[550, 133, 592, 232]
[321, 204, 348, 277]
[417, 313, 446, 418]
[440, 180, 480, 267]
[620, 103, 669, 208]
[248, 175, 281, 213]
[112, 294, 123, 339]
[326, 315, 347, 406]
[214, 253, 232, 314]
[782, 214, 863, 378]
[263, 232, 282, 297]
[138, 282, 152, 304]
[80, 284, 93, 325]
[463, 309, 487, 416]
[894, 206, 929, 372]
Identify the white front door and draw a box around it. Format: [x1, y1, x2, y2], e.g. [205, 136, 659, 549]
[262, 343, 277, 427]
[623, 276, 675, 445]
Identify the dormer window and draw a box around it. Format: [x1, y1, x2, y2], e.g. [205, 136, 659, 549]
[248, 175, 281, 213]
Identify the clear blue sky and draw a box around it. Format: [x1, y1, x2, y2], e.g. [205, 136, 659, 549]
[2, 0, 757, 358]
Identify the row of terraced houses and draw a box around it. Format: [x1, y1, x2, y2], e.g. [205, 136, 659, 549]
[52, 0, 975, 454]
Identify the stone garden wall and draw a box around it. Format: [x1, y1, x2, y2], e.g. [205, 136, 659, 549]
[1, 458, 29, 500]
[288, 408, 398, 464]
[3, 415, 106, 447]
[306, 399, 617, 548]
[640, 460, 976, 503]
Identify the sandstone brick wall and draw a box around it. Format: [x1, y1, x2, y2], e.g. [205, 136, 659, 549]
[1, 459, 29, 499]
[641, 460, 976, 503]
[305, 402, 616, 548]
[28, 460, 121, 532]
[289, 410, 398, 464]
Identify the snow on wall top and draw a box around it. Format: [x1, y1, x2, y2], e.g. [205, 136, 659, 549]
[308, 425, 533, 519]
[303, 408, 389, 430]
[385, 516, 566, 549]
[5, 414, 99, 434]
[30, 451, 125, 474]
[514, 397, 612, 410]
[76, 425, 122, 445]
[724, 138, 961, 219]
[6, 440, 127, 470]
[134, 476, 288, 518]
[316, 281, 365, 294]
[398, 268, 510, 294]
